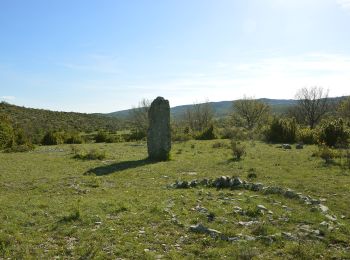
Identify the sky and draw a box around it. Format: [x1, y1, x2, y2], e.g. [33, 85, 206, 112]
[1, 0, 350, 113]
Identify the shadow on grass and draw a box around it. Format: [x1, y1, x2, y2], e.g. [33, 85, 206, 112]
[85, 158, 155, 176]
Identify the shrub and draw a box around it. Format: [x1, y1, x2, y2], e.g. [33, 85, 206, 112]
[124, 130, 146, 142]
[4, 143, 34, 153]
[65, 133, 84, 144]
[318, 119, 349, 147]
[297, 128, 317, 144]
[212, 141, 228, 148]
[172, 132, 192, 142]
[317, 144, 338, 164]
[231, 140, 246, 160]
[41, 131, 65, 145]
[72, 147, 106, 160]
[94, 131, 109, 143]
[0, 115, 15, 150]
[219, 126, 248, 140]
[264, 118, 297, 143]
[195, 125, 216, 140]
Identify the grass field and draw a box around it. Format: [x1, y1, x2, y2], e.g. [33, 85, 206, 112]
[0, 140, 349, 259]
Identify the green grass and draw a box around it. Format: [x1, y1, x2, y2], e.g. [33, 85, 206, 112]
[0, 140, 349, 259]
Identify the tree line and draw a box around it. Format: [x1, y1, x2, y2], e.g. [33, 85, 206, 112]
[1, 87, 350, 152]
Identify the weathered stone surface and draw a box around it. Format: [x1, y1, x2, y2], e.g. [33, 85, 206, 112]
[147, 97, 171, 161]
[282, 144, 292, 149]
[257, 204, 268, 211]
[174, 180, 189, 189]
[296, 144, 304, 149]
[189, 223, 222, 237]
[214, 176, 231, 189]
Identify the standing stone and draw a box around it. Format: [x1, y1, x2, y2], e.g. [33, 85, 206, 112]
[147, 97, 171, 161]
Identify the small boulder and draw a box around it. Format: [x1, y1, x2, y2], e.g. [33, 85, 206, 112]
[175, 180, 189, 189]
[189, 180, 198, 188]
[251, 183, 264, 191]
[284, 189, 298, 199]
[189, 223, 222, 237]
[214, 176, 231, 189]
[319, 204, 329, 213]
[282, 144, 292, 149]
[230, 177, 243, 188]
[257, 204, 268, 211]
[296, 144, 304, 149]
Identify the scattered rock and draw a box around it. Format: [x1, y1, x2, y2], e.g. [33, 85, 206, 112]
[238, 221, 260, 226]
[189, 223, 222, 238]
[282, 232, 296, 240]
[233, 206, 243, 214]
[325, 214, 337, 222]
[251, 183, 264, 191]
[257, 205, 268, 211]
[319, 204, 329, 213]
[263, 186, 284, 195]
[284, 189, 298, 199]
[174, 180, 189, 189]
[200, 178, 210, 186]
[207, 212, 215, 222]
[214, 176, 231, 189]
[193, 205, 208, 214]
[230, 177, 243, 188]
[296, 144, 304, 149]
[189, 180, 198, 188]
[282, 144, 292, 149]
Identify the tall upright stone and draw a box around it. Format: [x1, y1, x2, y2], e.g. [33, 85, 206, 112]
[147, 97, 171, 161]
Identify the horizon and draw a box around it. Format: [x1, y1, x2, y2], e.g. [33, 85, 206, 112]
[1, 0, 350, 113]
[2, 94, 348, 115]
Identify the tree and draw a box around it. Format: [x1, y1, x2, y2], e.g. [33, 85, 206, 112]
[182, 101, 214, 132]
[295, 87, 329, 129]
[232, 97, 270, 130]
[338, 97, 350, 122]
[0, 113, 15, 149]
[128, 99, 151, 137]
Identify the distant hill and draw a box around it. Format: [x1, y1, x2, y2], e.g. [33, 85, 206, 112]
[107, 98, 299, 119]
[107, 97, 348, 119]
[0, 102, 124, 142]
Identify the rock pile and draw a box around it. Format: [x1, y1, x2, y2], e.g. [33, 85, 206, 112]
[171, 176, 338, 222]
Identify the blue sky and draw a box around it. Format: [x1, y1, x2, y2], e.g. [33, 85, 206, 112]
[1, 0, 350, 113]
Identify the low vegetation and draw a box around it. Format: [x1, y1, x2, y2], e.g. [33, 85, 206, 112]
[1, 141, 350, 258]
[1, 87, 350, 258]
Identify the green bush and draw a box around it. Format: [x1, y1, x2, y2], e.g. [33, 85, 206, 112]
[318, 119, 349, 147]
[264, 118, 297, 143]
[4, 143, 35, 153]
[72, 147, 106, 160]
[231, 140, 246, 160]
[94, 131, 109, 143]
[123, 130, 146, 142]
[65, 133, 84, 144]
[212, 141, 229, 148]
[41, 132, 65, 145]
[195, 125, 216, 140]
[297, 128, 318, 144]
[316, 144, 338, 164]
[0, 116, 15, 150]
[219, 126, 248, 140]
[172, 132, 192, 142]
